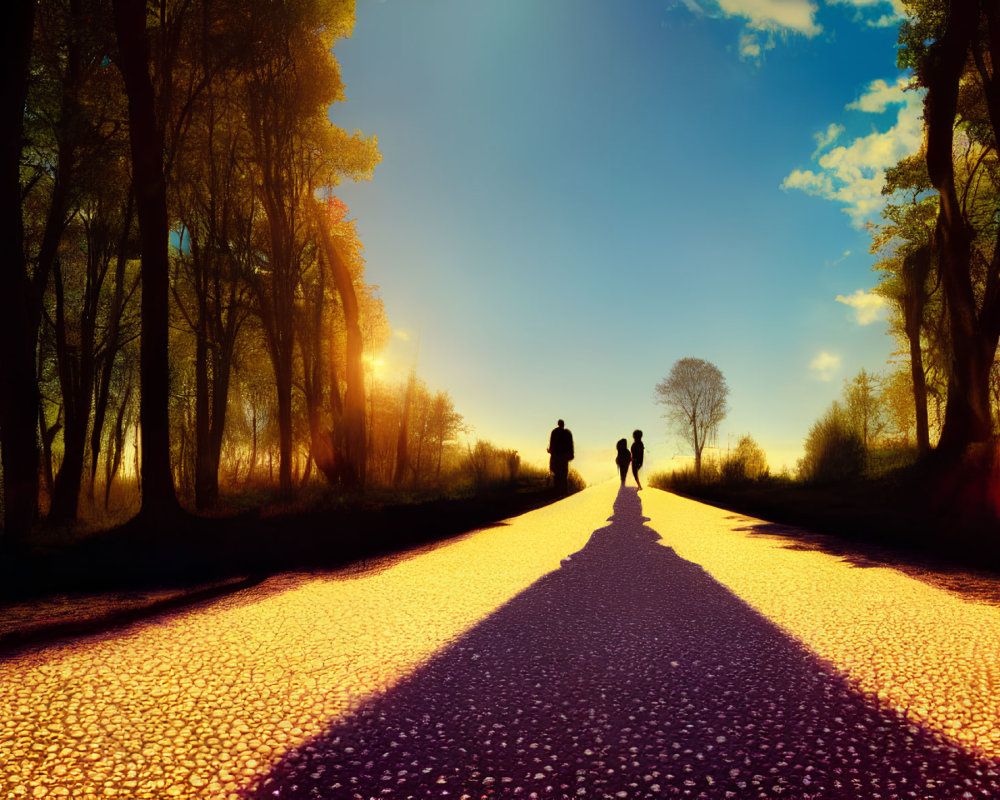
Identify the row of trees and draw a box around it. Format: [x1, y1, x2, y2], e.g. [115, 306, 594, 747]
[0, 0, 472, 540]
[869, 1, 1000, 462]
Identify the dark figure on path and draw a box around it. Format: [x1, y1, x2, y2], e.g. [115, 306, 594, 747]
[615, 438, 631, 485]
[630, 429, 644, 490]
[548, 419, 574, 493]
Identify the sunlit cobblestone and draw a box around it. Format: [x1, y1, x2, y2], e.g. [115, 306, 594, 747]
[2, 484, 1000, 797]
[643, 488, 1000, 759]
[0, 490, 604, 798]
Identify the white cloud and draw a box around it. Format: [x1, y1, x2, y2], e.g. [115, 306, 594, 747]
[682, 0, 820, 60]
[781, 77, 925, 227]
[809, 351, 842, 381]
[392, 328, 411, 341]
[739, 31, 764, 58]
[829, 0, 904, 27]
[716, 0, 822, 36]
[866, 13, 902, 28]
[846, 77, 910, 112]
[674, 0, 900, 58]
[835, 288, 887, 325]
[781, 168, 833, 196]
[813, 123, 845, 153]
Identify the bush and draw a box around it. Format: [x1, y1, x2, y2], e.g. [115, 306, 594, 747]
[566, 468, 586, 493]
[722, 435, 769, 483]
[465, 441, 521, 488]
[647, 453, 723, 491]
[866, 445, 919, 478]
[799, 402, 866, 483]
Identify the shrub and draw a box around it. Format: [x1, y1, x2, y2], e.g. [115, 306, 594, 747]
[721, 435, 769, 483]
[648, 453, 723, 491]
[799, 402, 866, 483]
[464, 440, 530, 489]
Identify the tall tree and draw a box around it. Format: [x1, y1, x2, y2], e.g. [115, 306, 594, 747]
[903, 0, 1000, 457]
[844, 368, 888, 453]
[40, 2, 134, 522]
[112, 0, 180, 521]
[0, 0, 42, 538]
[314, 197, 367, 488]
[172, 86, 253, 510]
[872, 154, 938, 455]
[655, 357, 729, 479]
[240, 0, 378, 493]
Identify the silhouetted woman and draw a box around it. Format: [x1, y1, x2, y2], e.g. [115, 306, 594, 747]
[615, 438, 631, 485]
[631, 429, 645, 490]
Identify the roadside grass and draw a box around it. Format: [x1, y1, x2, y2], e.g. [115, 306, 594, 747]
[649, 445, 1000, 572]
[1, 461, 585, 601]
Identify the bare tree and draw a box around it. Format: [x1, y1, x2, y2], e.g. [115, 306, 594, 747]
[655, 358, 729, 479]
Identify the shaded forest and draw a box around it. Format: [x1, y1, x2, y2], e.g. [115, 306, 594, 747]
[0, 0, 525, 542]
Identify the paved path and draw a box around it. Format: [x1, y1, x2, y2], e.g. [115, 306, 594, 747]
[2, 484, 1000, 799]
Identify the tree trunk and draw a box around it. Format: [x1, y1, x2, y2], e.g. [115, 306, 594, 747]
[50, 258, 89, 523]
[314, 201, 366, 489]
[300, 263, 336, 484]
[0, 0, 41, 539]
[692, 412, 701, 479]
[247, 404, 258, 486]
[38, 405, 60, 505]
[908, 332, 931, 454]
[112, 0, 180, 522]
[903, 246, 931, 455]
[89, 192, 135, 502]
[105, 383, 132, 510]
[275, 348, 293, 494]
[193, 320, 212, 510]
[923, 1, 990, 458]
[394, 371, 414, 487]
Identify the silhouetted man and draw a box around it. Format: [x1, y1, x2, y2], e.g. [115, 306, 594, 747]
[548, 419, 574, 494]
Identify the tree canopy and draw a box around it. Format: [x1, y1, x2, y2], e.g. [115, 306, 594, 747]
[655, 358, 729, 478]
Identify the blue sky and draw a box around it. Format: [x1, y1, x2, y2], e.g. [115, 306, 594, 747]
[331, 0, 918, 483]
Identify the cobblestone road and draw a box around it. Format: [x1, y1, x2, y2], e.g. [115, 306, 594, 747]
[2, 484, 1000, 799]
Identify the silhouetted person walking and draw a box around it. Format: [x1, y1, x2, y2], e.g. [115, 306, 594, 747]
[615, 438, 631, 485]
[630, 429, 644, 490]
[548, 419, 574, 494]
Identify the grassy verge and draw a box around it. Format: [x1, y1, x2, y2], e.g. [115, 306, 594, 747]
[0, 473, 582, 652]
[650, 460, 1000, 574]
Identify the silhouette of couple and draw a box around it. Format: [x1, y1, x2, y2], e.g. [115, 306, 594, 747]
[616, 430, 644, 489]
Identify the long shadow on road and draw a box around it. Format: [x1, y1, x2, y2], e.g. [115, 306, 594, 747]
[246, 486, 1000, 799]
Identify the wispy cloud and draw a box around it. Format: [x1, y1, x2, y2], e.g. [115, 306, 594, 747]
[679, 0, 821, 60]
[813, 123, 845, 155]
[672, 0, 901, 58]
[392, 328, 411, 341]
[809, 351, 841, 381]
[829, 0, 904, 28]
[825, 249, 852, 267]
[717, 0, 822, 35]
[835, 288, 886, 325]
[846, 76, 910, 112]
[781, 76, 924, 227]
